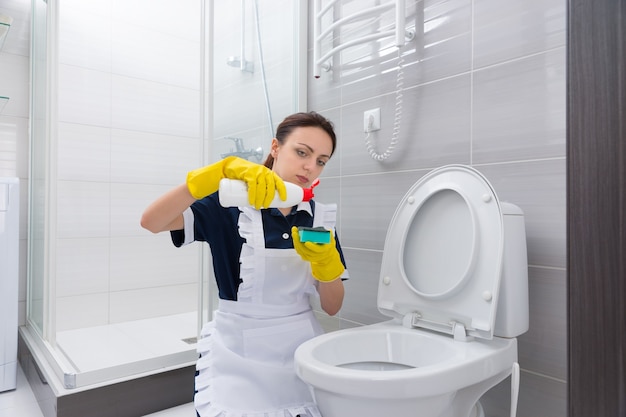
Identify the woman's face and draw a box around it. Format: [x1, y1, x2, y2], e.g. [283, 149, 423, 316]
[270, 126, 333, 188]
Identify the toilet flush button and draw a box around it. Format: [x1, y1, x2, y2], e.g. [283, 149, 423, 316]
[482, 194, 492, 203]
[482, 291, 493, 301]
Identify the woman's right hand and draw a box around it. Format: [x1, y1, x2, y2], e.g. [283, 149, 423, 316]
[186, 156, 286, 209]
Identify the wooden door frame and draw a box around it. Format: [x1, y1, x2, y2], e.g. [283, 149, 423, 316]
[567, 1, 626, 416]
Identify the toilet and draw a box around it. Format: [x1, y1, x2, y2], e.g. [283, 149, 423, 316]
[295, 165, 528, 417]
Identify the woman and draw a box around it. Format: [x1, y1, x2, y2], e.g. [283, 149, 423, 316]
[141, 111, 348, 417]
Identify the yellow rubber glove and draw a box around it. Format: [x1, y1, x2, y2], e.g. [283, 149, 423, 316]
[186, 156, 287, 209]
[291, 226, 345, 282]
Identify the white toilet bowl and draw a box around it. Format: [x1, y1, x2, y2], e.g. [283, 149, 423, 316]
[295, 165, 529, 417]
[296, 321, 515, 417]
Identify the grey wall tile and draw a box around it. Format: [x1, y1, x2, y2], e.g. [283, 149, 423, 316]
[340, 74, 471, 176]
[481, 371, 566, 417]
[339, 0, 472, 104]
[338, 248, 388, 326]
[411, 0, 472, 84]
[317, 108, 342, 178]
[307, 48, 342, 111]
[339, 171, 428, 250]
[473, 48, 566, 163]
[518, 266, 567, 380]
[335, 0, 420, 105]
[473, 0, 566, 69]
[477, 160, 566, 269]
[311, 176, 342, 232]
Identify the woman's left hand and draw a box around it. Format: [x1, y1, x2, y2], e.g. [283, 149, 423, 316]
[291, 227, 344, 282]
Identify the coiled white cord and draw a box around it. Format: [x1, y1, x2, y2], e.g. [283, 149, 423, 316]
[364, 49, 404, 161]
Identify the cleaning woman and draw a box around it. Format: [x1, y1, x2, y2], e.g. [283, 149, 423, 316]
[141, 111, 348, 417]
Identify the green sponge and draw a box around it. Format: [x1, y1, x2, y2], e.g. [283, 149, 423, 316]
[298, 226, 331, 244]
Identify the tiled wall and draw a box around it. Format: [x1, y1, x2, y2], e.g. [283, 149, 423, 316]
[211, 0, 303, 164]
[52, 0, 204, 331]
[52, 0, 299, 332]
[307, 1, 566, 416]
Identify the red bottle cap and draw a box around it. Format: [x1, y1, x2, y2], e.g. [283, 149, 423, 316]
[302, 178, 320, 202]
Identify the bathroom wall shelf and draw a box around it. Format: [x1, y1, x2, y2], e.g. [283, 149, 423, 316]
[0, 13, 12, 52]
[0, 97, 8, 115]
[313, 0, 409, 78]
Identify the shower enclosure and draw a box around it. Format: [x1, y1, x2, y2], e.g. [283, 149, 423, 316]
[22, 0, 306, 395]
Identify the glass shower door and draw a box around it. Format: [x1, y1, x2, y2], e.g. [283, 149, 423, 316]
[25, 0, 307, 390]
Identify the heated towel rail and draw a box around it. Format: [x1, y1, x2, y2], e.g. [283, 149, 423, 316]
[313, 0, 411, 78]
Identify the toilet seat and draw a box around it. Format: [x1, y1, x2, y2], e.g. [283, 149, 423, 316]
[378, 165, 504, 340]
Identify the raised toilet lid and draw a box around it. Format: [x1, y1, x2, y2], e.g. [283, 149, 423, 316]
[377, 165, 504, 340]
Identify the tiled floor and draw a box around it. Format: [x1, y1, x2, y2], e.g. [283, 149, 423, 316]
[0, 364, 44, 417]
[0, 363, 196, 417]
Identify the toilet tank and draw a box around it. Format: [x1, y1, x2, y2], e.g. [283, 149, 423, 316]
[494, 202, 529, 338]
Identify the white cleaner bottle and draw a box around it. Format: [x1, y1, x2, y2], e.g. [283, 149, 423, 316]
[218, 178, 319, 208]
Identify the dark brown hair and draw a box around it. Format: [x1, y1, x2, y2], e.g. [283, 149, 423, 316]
[263, 111, 337, 169]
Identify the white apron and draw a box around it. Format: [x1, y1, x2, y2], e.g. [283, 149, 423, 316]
[195, 203, 337, 417]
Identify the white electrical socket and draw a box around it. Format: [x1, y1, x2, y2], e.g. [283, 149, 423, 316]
[363, 108, 381, 132]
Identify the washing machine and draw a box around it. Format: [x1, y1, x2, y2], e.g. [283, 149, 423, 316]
[0, 177, 19, 392]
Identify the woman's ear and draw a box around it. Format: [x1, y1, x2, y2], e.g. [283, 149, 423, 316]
[270, 138, 279, 157]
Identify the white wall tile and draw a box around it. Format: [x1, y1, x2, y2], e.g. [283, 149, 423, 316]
[55, 238, 111, 297]
[58, 64, 112, 127]
[110, 129, 200, 185]
[112, 0, 200, 41]
[211, 126, 269, 166]
[59, 0, 112, 20]
[56, 293, 109, 332]
[111, 24, 200, 89]
[110, 183, 159, 237]
[109, 235, 199, 292]
[113, 183, 181, 238]
[212, 0, 298, 139]
[108, 284, 197, 323]
[57, 123, 111, 182]
[111, 75, 199, 138]
[56, 180, 111, 239]
[59, 5, 112, 72]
